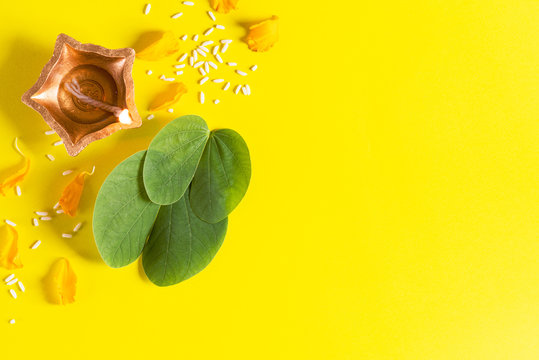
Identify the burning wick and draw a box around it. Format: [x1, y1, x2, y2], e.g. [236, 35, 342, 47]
[64, 79, 132, 125]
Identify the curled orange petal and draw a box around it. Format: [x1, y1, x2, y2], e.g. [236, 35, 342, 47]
[0, 138, 30, 196]
[46, 258, 77, 305]
[0, 225, 22, 270]
[211, 0, 239, 14]
[246, 16, 280, 52]
[136, 31, 181, 61]
[59, 166, 95, 217]
[149, 83, 188, 111]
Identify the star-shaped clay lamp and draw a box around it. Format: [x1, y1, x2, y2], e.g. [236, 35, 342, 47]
[22, 34, 141, 156]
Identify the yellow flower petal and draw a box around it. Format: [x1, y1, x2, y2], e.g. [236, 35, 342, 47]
[246, 16, 280, 52]
[136, 31, 181, 61]
[0, 225, 22, 270]
[211, 0, 239, 14]
[149, 83, 188, 111]
[46, 258, 77, 305]
[0, 138, 30, 196]
[59, 167, 94, 217]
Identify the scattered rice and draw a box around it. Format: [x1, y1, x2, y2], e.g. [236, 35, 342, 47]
[46, 154, 55, 161]
[192, 34, 199, 41]
[40, 216, 52, 221]
[236, 70, 248, 76]
[171, 12, 183, 19]
[189, 57, 195, 66]
[175, 71, 184, 76]
[9, 289, 16, 299]
[196, 48, 207, 57]
[223, 82, 230, 91]
[4, 274, 15, 282]
[215, 54, 223, 63]
[5, 220, 16, 227]
[194, 61, 204, 68]
[204, 27, 214, 36]
[208, 61, 218, 69]
[244, 84, 251, 95]
[204, 62, 210, 73]
[215, 24, 225, 30]
[73, 222, 83, 232]
[35, 211, 48, 216]
[15, 186, 21, 196]
[212, 46, 219, 55]
[198, 45, 209, 52]
[7, 278, 18, 286]
[192, 50, 198, 60]
[62, 233, 73, 239]
[31, 240, 41, 249]
[143, 3, 151, 15]
[182, 1, 194, 5]
[174, 64, 186, 68]
[214, 99, 220, 104]
[56, 209, 64, 214]
[167, 109, 174, 113]
[159, 74, 166, 80]
[163, 77, 175, 81]
[9, 319, 15, 325]
[45, 130, 55, 135]
[202, 40, 213, 46]
[221, 43, 229, 53]
[250, 65, 258, 71]
[17, 281, 25, 293]
[53, 202, 60, 210]
[199, 76, 209, 85]
[199, 68, 206, 76]
[178, 53, 188, 62]
[208, 11, 216, 21]
[146, 70, 153, 75]
[181, 35, 188, 41]
[62, 170, 73, 176]
[199, 91, 205, 104]
[220, 39, 233, 44]
[234, 85, 242, 94]
[242, 86, 249, 95]
[146, 114, 155, 120]
[32, 218, 39, 227]
[227, 62, 237, 66]
[212, 79, 225, 83]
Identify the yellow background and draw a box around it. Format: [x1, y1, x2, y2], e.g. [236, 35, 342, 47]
[0, 0, 537, 358]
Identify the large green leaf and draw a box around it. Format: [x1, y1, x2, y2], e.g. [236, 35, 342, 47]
[143, 115, 210, 205]
[190, 129, 251, 223]
[93, 151, 161, 268]
[142, 191, 228, 286]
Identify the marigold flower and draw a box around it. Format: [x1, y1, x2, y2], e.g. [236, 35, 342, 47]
[59, 166, 95, 217]
[46, 258, 77, 305]
[246, 16, 280, 52]
[0, 138, 30, 196]
[0, 225, 22, 270]
[211, 0, 239, 14]
[149, 82, 188, 111]
[136, 31, 181, 61]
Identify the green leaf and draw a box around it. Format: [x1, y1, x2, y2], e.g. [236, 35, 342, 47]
[143, 115, 210, 205]
[142, 191, 228, 286]
[190, 129, 251, 223]
[93, 151, 161, 268]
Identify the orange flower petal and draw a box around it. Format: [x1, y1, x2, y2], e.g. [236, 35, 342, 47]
[246, 16, 280, 52]
[0, 225, 22, 270]
[59, 167, 94, 217]
[211, 0, 239, 14]
[0, 138, 30, 196]
[136, 31, 181, 61]
[149, 83, 188, 111]
[46, 258, 77, 305]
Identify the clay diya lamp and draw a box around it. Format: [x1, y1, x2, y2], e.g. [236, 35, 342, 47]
[22, 33, 141, 156]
